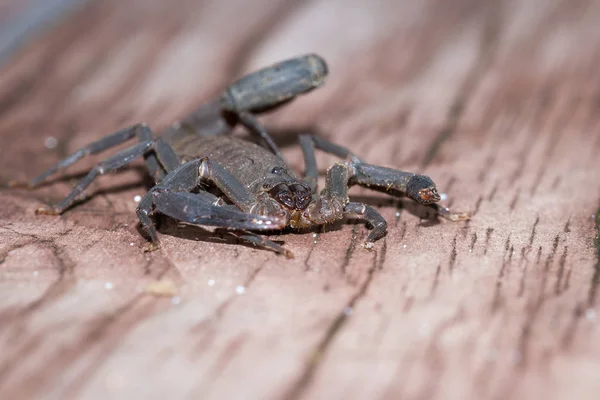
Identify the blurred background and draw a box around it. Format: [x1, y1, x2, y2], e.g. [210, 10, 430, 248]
[1, 1, 599, 400]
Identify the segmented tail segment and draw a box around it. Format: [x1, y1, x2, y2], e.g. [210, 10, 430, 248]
[221, 54, 328, 113]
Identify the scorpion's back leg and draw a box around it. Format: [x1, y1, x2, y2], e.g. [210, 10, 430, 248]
[14, 123, 180, 187]
[35, 126, 181, 215]
[17, 124, 148, 187]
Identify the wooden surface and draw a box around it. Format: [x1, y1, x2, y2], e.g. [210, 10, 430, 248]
[1, 0, 600, 399]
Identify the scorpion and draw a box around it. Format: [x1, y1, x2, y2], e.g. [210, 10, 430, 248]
[15, 54, 470, 258]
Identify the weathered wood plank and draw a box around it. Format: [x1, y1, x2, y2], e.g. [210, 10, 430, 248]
[1, 0, 599, 399]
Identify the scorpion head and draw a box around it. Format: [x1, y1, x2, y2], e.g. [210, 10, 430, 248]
[268, 182, 312, 211]
[406, 174, 441, 205]
[254, 167, 314, 227]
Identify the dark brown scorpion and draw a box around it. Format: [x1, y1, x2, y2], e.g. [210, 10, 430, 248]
[15, 54, 470, 257]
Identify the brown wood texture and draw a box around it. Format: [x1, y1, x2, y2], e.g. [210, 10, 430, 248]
[1, 0, 600, 399]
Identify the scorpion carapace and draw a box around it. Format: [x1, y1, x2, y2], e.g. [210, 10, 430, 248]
[15, 54, 470, 258]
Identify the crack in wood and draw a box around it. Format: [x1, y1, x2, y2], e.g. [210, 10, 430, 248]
[340, 225, 359, 276]
[509, 188, 520, 211]
[469, 232, 477, 252]
[529, 216, 539, 246]
[376, 238, 387, 270]
[191, 334, 248, 397]
[535, 234, 561, 307]
[303, 239, 317, 272]
[560, 302, 584, 350]
[398, 221, 407, 241]
[554, 245, 568, 295]
[483, 227, 493, 255]
[0, 228, 75, 332]
[487, 181, 498, 202]
[221, 0, 308, 83]
[472, 195, 483, 216]
[189, 266, 264, 358]
[413, 306, 465, 400]
[282, 249, 379, 400]
[449, 234, 458, 272]
[517, 253, 529, 298]
[588, 206, 600, 305]
[491, 239, 513, 312]
[430, 264, 442, 299]
[477, 153, 497, 183]
[421, 0, 502, 168]
[563, 217, 571, 233]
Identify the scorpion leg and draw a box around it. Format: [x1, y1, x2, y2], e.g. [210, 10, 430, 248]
[136, 159, 204, 242]
[196, 157, 261, 213]
[344, 202, 387, 243]
[35, 140, 154, 215]
[138, 126, 180, 182]
[13, 123, 180, 187]
[15, 124, 148, 187]
[315, 162, 387, 243]
[35, 131, 182, 215]
[299, 134, 362, 193]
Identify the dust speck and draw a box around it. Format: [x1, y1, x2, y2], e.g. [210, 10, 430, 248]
[44, 136, 58, 149]
[145, 278, 178, 297]
[586, 308, 596, 322]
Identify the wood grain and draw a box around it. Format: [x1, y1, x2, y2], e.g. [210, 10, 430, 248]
[1, 0, 599, 399]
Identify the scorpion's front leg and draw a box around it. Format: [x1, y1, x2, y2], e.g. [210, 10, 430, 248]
[309, 162, 388, 243]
